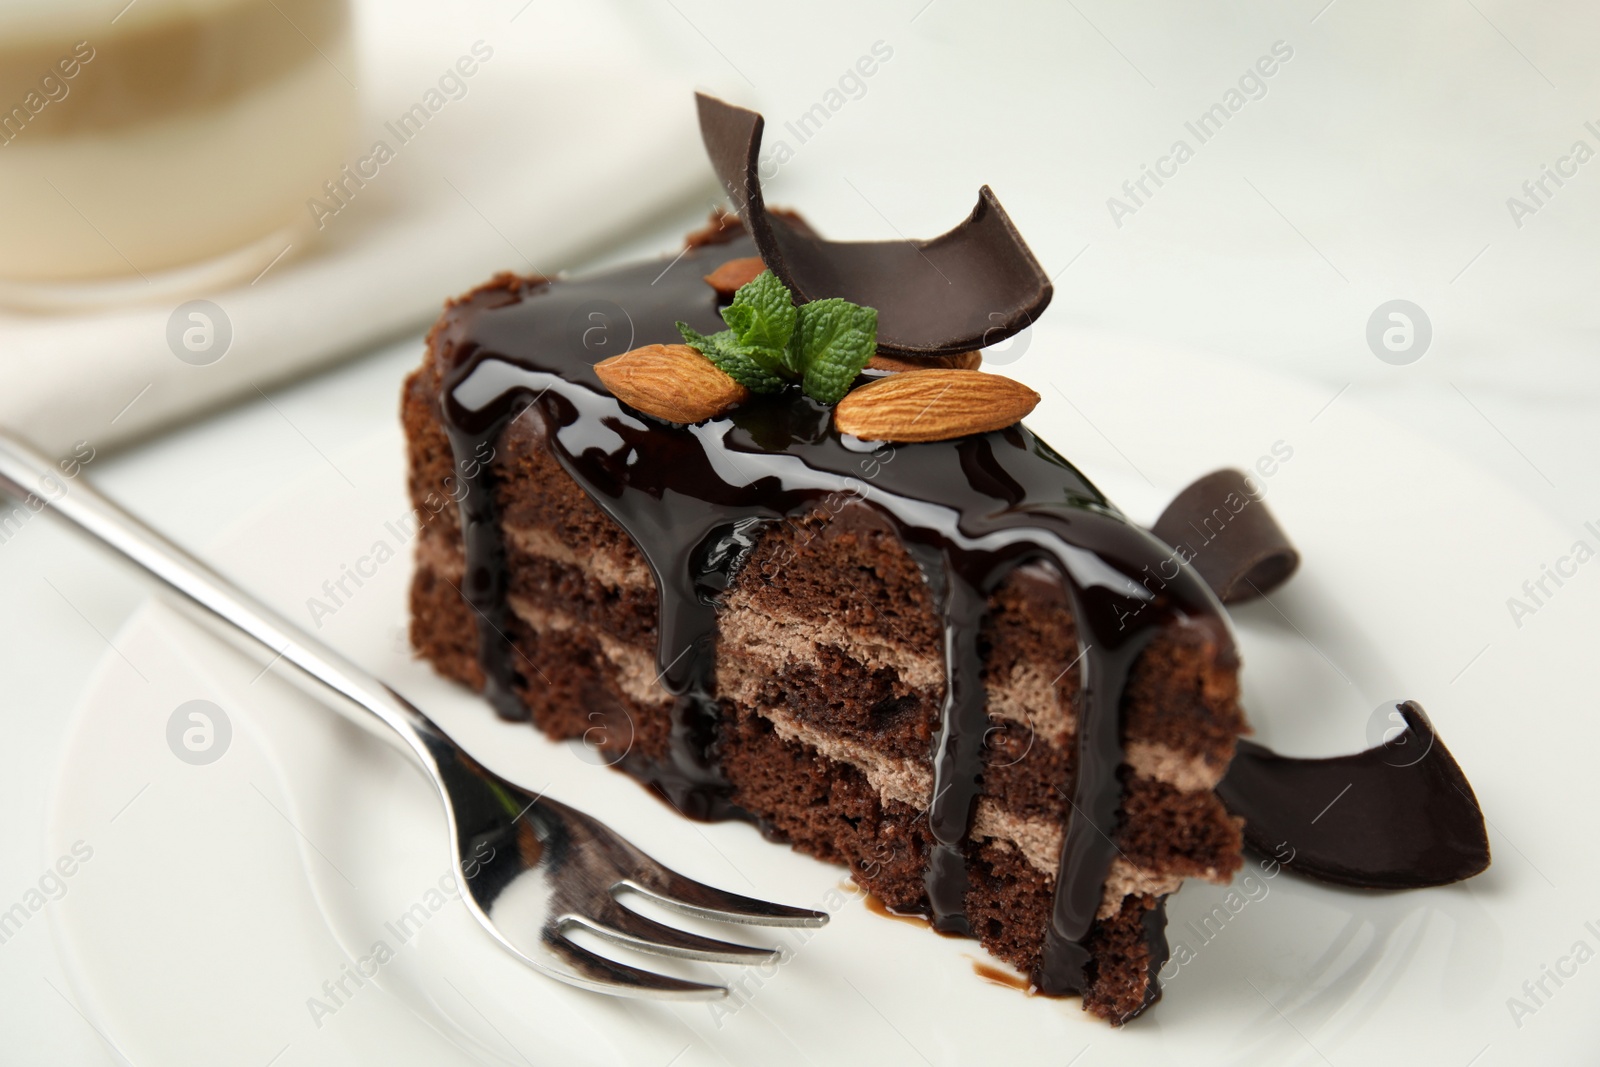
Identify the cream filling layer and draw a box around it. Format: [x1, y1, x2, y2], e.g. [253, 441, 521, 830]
[433, 532, 1079, 747]
[502, 523, 651, 590]
[715, 662, 1223, 794]
[716, 596, 945, 691]
[507, 594, 669, 709]
[416, 532, 465, 579]
[758, 700, 1200, 918]
[429, 546, 1224, 792]
[427, 538, 1230, 916]
[421, 525, 652, 592]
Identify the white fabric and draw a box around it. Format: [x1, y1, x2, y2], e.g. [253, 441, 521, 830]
[0, 5, 711, 454]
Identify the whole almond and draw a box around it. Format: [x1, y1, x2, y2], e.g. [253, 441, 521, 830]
[866, 349, 982, 374]
[595, 344, 749, 423]
[703, 257, 766, 296]
[833, 369, 1039, 443]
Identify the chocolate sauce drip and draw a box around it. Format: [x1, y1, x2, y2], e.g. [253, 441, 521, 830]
[1217, 701, 1490, 888]
[448, 395, 534, 724]
[436, 236, 1230, 1001]
[696, 93, 1053, 358]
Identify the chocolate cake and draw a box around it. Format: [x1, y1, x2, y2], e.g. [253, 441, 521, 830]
[403, 95, 1490, 1023]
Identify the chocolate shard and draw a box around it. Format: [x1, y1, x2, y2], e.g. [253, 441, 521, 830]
[695, 92, 1053, 357]
[1216, 701, 1491, 889]
[1151, 468, 1300, 603]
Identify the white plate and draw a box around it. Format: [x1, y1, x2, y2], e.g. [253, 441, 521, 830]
[46, 330, 1600, 1065]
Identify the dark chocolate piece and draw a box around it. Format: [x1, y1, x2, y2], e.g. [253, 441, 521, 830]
[1151, 468, 1299, 604]
[695, 93, 1053, 357]
[1216, 701, 1490, 888]
[436, 233, 1229, 1008]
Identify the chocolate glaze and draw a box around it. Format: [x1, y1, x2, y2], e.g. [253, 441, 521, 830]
[696, 94, 1053, 358]
[436, 234, 1231, 1006]
[1216, 701, 1490, 888]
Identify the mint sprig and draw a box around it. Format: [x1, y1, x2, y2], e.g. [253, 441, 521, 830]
[676, 269, 877, 405]
[796, 298, 878, 405]
[720, 268, 796, 370]
[674, 323, 788, 394]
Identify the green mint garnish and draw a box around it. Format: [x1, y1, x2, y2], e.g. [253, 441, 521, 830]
[674, 322, 788, 394]
[675, 269, 877, 406]
[795, 299, 878, 405]
[720, 268, 796, 370]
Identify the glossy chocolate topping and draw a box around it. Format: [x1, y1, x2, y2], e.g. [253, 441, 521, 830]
[437, 234, 1230, 1007]
[696, 94, 1053, 358]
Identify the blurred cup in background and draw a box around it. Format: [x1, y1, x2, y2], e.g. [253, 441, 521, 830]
[0, 0, 357, 310]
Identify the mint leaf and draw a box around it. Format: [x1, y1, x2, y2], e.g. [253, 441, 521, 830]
[677, 270, 877, 405]
[795, 299, 878, 405]
[721, 270, 796, 351]
[675, 322, 788, 394]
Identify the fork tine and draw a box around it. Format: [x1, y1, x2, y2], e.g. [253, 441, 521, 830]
[544, 931, 729, 1001]
[617, 874, 829, 928]
[564, 904, 781, 965]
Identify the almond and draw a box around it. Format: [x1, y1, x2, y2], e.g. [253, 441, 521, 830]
[866, 349, 982, 373]
[703, 256, 766, 296]
[594, 343, 749, 423]
[833, 369, 1039, 443]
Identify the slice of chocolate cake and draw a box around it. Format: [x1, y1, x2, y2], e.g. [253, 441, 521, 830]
[403, 248, 1244, 1020]
[403, 95, 1490, 1024]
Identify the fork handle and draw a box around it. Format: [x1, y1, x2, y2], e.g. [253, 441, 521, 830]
[0, 431, 441, 769]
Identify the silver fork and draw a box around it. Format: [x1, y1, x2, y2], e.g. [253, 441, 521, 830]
[0, 432, 825, 999]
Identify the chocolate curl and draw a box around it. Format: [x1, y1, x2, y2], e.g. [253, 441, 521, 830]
[1151, 468, 1299, 604]
[1217, 702, 1490, 889]
[695, 93, 1053, 357]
